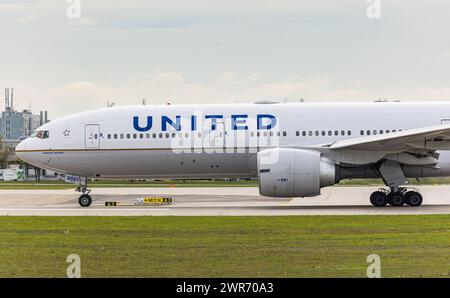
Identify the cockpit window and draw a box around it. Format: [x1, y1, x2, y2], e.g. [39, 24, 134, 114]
[31, 130, 50, 139]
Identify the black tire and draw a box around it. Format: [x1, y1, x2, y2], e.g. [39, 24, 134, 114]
[79, 194, 92, 207]
[370, 191, 387, 207]
[405, 191, 423, 207]
[387, 192, 404, 207]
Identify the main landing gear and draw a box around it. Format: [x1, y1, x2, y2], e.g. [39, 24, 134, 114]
[370, 160, 423, 207]
[370, 187, 423, 207]
[76, 178, 92, 207]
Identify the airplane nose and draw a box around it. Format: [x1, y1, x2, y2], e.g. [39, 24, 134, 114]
[15, 139, 29, 162]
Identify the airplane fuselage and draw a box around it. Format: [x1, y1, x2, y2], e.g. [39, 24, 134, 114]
[15, 102, 450, 180]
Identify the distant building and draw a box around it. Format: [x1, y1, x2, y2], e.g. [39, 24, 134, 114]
[0, 88, 48, 140]
[0, 88, 57, 180]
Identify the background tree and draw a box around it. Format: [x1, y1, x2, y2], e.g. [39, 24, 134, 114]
[0, 137, 8, 169]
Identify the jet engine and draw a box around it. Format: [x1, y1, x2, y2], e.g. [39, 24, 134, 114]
[257, 148, 338, 197]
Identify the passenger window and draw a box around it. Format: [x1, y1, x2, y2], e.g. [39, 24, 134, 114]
[107, 134, 111, 139]
[360, 130, 364, 136]
[347, 130, 351, 136]
[120, 133, 124, 139]
[366, 130, 371, 135]
[114, 134, 118, 139]
[296, 131, 300, 136]
[146, 133, 150, 139]
[373, 130, 377, 135]
[282, 131, 287, 137]
[159, 133, 163, 138]
[302, 131, 306, 137]
[315, 131, 319, 136]
[133, 134, 137, 139]
[127, 134, 131, 139]
[334, 130, 338, 136]
[328, 131, 332, 136]
[309, 131, 312, 136]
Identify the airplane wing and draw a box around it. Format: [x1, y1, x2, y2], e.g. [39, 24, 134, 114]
[284, 124, 450, 166]
[328, 123, 450, 151]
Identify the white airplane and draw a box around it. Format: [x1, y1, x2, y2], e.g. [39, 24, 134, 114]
[15, 101, 450, 207]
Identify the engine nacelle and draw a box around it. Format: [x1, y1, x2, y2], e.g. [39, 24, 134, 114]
[257, 148, 337, 197]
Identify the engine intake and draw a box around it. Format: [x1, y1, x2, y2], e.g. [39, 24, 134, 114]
[257, 148, 337, 197]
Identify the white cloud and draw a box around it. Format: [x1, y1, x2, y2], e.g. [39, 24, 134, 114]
[424, 49, 450, 63]
[152, 72, 185, 85]
[15, 13, 39, 25]
[70, 17, 100, 26]
[215, 72, 237, 85]
[2, 0, 450, 118]
[392, 86, 450, 101]
[6, 71, 450, 120]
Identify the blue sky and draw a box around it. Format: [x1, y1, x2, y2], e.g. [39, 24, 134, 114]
[1, 0, 450, 118]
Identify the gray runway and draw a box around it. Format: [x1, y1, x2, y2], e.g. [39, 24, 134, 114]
[1, 186, 450, 216]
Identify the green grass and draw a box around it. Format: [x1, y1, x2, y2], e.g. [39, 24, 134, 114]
[0, 216, 449, 277]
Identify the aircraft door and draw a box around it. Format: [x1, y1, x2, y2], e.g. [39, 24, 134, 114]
[85, 124, 100, 149]
[209, 121, 225, 148]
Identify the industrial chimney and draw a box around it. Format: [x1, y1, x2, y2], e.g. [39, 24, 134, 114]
[4, 88, 9, 109]
[10, 88, 13, 109]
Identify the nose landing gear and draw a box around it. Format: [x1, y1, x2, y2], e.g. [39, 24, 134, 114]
[76, 178, 92, 207]
[78, 194, 92, 207]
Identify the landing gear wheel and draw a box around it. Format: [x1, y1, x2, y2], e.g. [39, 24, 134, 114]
[405, 191, 423, 207]
[387, 192, 404, 207]
[370, 191, 388, 207]
[79, 194, 92, 207]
